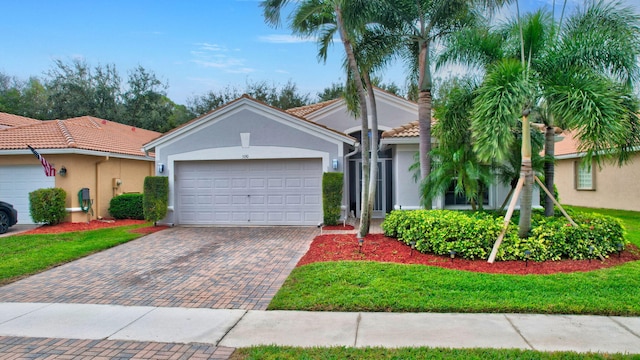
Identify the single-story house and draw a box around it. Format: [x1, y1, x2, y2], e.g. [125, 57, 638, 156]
[554, 130, 640, 212]
[0, 112, 161, 223]
[143, 89, 535, 227]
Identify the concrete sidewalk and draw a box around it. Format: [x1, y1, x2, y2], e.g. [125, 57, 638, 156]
[1, 303, 639, 354]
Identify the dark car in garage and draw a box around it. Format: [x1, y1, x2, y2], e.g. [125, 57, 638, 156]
[0, 201, 18, 234]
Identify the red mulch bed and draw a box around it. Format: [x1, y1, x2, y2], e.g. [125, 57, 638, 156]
[322, 224, 355, 231]
[297, 233, 640, 275]
[21, 219, 168, 235]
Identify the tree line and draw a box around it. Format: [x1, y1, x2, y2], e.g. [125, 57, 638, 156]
[0, 59, 408, 133]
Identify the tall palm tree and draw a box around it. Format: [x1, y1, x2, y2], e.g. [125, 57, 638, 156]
[261, 0, 384, 237]
[440, 2, 640, 243]
[379, 0, 508, 209]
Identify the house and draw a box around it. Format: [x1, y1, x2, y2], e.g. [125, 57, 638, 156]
[554, 131, 640, 212]
[144, 89, 532, 227]
[0, 112, 161, 224]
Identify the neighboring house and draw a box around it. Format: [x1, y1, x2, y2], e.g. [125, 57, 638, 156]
[144, 89, 533, 227]
[554, 131, 640, 212]
[0, 112, 161, 224]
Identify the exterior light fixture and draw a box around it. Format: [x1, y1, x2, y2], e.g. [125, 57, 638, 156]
[449, 250, 456, 263]
[524, 250, 531, 267]
[332, 159, 338, 170]
[410, 241, 416, 257]
[358, 237, 364, 253]
[157, 163, 165, 174]
[59, 166, 67, 176]
[617, 243, 623, 258]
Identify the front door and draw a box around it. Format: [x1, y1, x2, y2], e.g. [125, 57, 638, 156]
[350, 159, 392, 218]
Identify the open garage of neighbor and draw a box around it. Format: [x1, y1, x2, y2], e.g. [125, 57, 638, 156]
[175, 158, 322, 226]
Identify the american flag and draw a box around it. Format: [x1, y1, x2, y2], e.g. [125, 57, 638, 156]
[27, 145, 56, 177]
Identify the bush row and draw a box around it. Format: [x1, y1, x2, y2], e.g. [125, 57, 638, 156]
[381, 209, 627, 261]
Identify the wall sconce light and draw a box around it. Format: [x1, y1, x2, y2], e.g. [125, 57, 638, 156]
[59, 167, 67, 176]
[332, 159, 338, 170]
[157, 163, 165, 174]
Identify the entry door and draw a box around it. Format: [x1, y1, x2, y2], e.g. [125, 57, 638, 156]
[355, 160, 387, 218]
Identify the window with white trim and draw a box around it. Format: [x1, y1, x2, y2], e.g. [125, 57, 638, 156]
[575, 161, 595, 190]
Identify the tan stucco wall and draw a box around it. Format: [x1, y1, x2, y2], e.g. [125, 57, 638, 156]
[555, 153, 640, 211]
[2, 154, 153, 222]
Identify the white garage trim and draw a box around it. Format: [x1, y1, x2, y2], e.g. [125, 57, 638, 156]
[0, 165, 55, 224]
[166, 146, 331, 211]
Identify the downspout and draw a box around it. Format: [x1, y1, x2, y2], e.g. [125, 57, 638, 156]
[95, 156, 109, 220]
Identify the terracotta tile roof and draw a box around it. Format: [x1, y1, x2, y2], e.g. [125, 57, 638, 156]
[0, 113, 161, 158]
[554, 131, 580, 156]
[286, 98, 341, 118]
[0, 112, 41, 129]
[381, 121, 420, 138]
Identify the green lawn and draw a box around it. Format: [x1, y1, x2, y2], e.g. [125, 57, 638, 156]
[0, 224, 151, 285]
[269, 207, 640, 315]
[231, 346, 638, 359]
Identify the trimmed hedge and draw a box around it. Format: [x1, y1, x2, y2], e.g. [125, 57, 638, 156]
[143, 176, 168, 224]
[322, 172, 343, 226]
[382, 209, 627, 261]
[29, 188, 67, 225]
[109, 193, 144, 219]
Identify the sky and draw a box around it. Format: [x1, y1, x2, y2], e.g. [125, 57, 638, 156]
[1, 0, 639, 105]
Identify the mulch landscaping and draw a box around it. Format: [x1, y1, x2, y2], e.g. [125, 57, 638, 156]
[297, 233, 640, 275]
[21, 219, 168, 235]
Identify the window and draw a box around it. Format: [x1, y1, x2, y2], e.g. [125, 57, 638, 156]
[575, 160, 595, 190]
[444, 181, 489, 206]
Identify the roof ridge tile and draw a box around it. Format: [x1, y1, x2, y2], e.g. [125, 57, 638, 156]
[56, 120, 77, 148]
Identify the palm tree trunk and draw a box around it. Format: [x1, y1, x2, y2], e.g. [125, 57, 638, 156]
[360, 73, 379, 237]
[518, 113, 533, 238]
[334, 5, 370, 238]
[544, 125, 555, 216]
[418, 39, 433, 209]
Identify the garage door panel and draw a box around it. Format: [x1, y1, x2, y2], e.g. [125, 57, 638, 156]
[0, 165, 55, 224]
[176, 159, 322, 225]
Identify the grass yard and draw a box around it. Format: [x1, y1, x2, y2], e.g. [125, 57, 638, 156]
[0, 223, 151, 285]
[230, 346, 638, 359]
[269, 207, 640, 315]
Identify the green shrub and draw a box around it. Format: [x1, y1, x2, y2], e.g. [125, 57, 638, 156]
[143, 176, 168, 224]
[382, 209, 626, 261]
[29, 188, 67, 225]
[109, 193, 144, 219]
[322, 172, 343, 226]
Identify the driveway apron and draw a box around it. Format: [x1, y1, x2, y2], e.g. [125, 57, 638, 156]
[0, 227, 317, 310]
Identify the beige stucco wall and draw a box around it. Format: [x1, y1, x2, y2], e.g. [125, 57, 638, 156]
[2, 154, 153, 222]
[555, 153, 640, 211]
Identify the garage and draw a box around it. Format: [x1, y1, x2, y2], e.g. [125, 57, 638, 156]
[176, 158, 322, 225]
[0, 165, 55, 224]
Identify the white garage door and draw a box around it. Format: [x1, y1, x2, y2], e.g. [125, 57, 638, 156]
[176, 159, 323, 225]
[0, 165, 56, 224]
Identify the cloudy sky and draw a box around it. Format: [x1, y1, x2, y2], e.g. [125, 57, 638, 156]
[1, 0, 638, 104]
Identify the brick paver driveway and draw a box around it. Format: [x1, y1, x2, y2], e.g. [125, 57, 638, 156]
[0, 226, 317, 310]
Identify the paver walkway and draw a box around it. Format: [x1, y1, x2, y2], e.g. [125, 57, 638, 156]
[0, 226, 317, 310]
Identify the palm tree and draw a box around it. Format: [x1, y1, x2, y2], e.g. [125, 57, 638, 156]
[440, 2, 640, 249]
[261, 0, 385, 237]
[378, 0, 508, 209]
